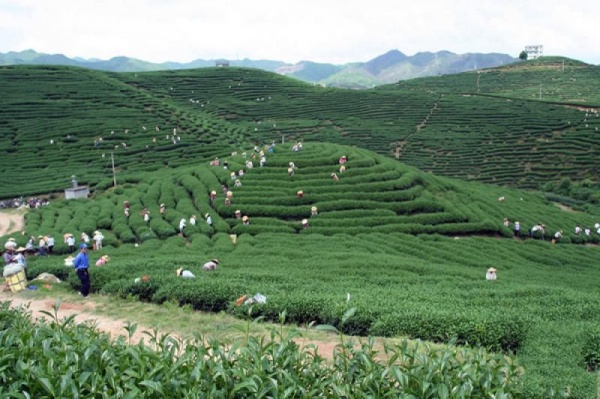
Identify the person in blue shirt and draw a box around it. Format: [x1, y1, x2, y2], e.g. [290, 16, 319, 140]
[73, 243, 90, 297]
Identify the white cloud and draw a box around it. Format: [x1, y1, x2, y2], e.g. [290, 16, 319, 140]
[0, 0, 598, 64]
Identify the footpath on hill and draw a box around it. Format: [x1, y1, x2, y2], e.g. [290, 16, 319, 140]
[0, 210, 169, 347]
[0, 290, 157, 345]
[0, 289, 343, 358]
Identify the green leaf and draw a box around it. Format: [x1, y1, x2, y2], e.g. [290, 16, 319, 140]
[437, 384, 449, 399]
[139, 380, 164, 393]
[38, 377, 55, 396]
[341, 307, 357, 324]
[232, 379, 258, 394]
[315, 324, 339, 334]
[124, 390, 141, 399]
[391, 366, 408, 387]
[78, 371, 92, 386]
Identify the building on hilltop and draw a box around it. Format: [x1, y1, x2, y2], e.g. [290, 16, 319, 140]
[64, 175, 89, 200]
[215, 60, 230, 67]
[524, 45, 543, 59]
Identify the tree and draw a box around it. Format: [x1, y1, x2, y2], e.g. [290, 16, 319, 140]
[519, 51, 528, 61]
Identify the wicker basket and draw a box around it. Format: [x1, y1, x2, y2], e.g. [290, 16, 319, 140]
[6, 269, 27, 293]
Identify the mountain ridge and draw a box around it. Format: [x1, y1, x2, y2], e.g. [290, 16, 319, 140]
[0, 48, 517, 87]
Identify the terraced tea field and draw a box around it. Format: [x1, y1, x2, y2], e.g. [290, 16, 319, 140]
[17, 142, 600, 244]
[2, 61, 600, 397]
[1, 60, 599, 200]
[0, 66, 247, 198]
[387, 57, 600, 105]
[3, 141, 598, 396]
[115, 59, 600, 191]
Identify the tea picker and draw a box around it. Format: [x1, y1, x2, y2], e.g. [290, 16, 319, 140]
[177, 268, 195, 278]
[203, 259, 219, 271]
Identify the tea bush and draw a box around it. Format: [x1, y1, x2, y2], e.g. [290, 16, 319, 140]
[582, 327, 600, 371]
[369, 309, 527, 352]
[0, 301, 525, 398]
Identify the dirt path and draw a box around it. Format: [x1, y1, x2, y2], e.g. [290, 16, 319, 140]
[0, 211, 25, 237]
[0, 290, 160, 345]
[0, 290, 343, 357]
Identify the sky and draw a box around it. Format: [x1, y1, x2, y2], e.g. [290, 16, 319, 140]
[1, 0, 598, 65]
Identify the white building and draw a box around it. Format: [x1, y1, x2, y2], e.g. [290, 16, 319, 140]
[524, 45, 543, 59]
[64, 175, 89, 200]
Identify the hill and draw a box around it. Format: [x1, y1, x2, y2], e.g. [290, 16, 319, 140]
[0, 49, 516, 87]
[15, 140, 600, 244]
[321, 50, 516, 87]
[1, 61, 600, 395]
[2, 141, 599, 397]
[1, 62, 599, 209]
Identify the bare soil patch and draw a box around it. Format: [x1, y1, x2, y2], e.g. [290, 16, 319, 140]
[554, 203, 578, 213]
[0, 211, 25, 237]
[0, 290, 157, 345]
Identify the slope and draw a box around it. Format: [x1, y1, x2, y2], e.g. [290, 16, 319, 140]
[1, 62, 599, 203]
[0, 65, 249, 198]
[383, 56, 600, 104]
[13, 141, 598, 246]
[118, 64, 600, 193]
[5, 142, 600, 397]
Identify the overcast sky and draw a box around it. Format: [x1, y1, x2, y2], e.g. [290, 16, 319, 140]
[1, 0, 598, 65]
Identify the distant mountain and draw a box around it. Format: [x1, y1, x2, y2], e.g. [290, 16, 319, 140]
[277, 61, 343, 82]
[364, 49, 409, 75]
[321, 51, 517, 87]
[0, 49, 517, 87]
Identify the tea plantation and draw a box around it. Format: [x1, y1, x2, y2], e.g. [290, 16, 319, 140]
[2, 141, 598, 397]
[1, 59, 600, 200]
[1, 61, 600, 397]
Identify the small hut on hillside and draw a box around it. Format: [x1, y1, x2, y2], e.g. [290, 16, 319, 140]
[64, 175, 89, 200]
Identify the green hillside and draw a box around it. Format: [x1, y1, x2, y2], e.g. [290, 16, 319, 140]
[385, 57, 600, 104]
[1, 62, 599, 201]
[17, 141, 600, 243]
[0, 66, 251, 198]
[2, 62, 600, 396]
[4, 141, 599, 397]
